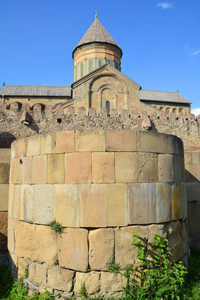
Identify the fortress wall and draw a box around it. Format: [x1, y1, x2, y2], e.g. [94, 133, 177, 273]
[185, 151, 200, 248]
[0, 149, 10, 255]
[8, 130, 188, 298]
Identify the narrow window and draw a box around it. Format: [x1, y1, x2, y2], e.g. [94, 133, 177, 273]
[106, 100, 110, 116]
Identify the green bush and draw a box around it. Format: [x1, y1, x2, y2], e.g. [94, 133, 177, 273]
[123, 232, 187, 300]
[108, 261, 121, 274]
[49, 220, 63, 234]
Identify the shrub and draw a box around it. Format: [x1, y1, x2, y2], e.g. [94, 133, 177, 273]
[49, 220, 63, 234]
[123, 232, 187, 300]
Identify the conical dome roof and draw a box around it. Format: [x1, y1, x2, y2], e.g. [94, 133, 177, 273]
[73, 16, 122, 56]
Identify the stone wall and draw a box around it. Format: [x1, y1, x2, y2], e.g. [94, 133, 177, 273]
[8, 130, 188, 298]
[185, 151, 200, 248]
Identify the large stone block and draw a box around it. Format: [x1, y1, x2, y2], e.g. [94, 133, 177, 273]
[18, 257, 29, 277]
[26, 136, 41, 157]
[0, 149, 11, 163]
[106, 184, 126, 226]
[0, 163, 10, 184]
[0, 184, 9, 211]
[32, 155, 47, 184]
[80, 184, 106, 227]
[10, 185, 22, 220]
[115, 225, 148, 269]
[58, 228, 88, 272]
[13, 159, 23, 184]
[138, 153, 158, 182]
[47, 154, 65, 184]
[148, 224, 166, 244]
[171, 184, 180, 220]
[115, 152, 138, 183]
[17, 139, 27, 158]
[158, 154, 174, 182]
[166, 221, 182, 262]
[15, 221, 57, 265]
[74, 272, 100, 295]
[180, 183, 187, 220]
[41, 133, 56, 154]
[75, 130, 105, 152]
[92, 152, 114, 183]
[106, 130, 137, 152]
[47, 267, 74, 291]
[168, 135, 184, 156]
[156, 183, 171, 223]
[173, 156, 181, 183]
[33, 185, 54, 224]
[54, 184, 79, 227]
[0, 212, 8, 251]
[186, 182, 200, 202]
[21, 185, 34, 223]
[29, 262, 47, 286]
[138, 131, 168, 154]
[65, 152, 91, 183]
[101, 272, 127, 293]
[22, 157, 32, 184]
[89, 228, 114, 271]
[128, 183, 156, 224]
[188, 202, 200, 237]
[56, 131, 74, 153]
[11, 141, 17, 159]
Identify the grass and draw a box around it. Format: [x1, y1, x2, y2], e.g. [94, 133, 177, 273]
[0, 248, 200, 299]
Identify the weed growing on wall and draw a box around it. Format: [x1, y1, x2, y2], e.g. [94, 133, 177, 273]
[79, 283, 88, 299]
[49, 220, 63, 234]
[123, 232, 187, 300]
[24, 268, 29, 278]
[108, 261, 121, 274]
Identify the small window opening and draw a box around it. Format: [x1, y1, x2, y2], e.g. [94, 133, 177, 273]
[106, 100, 110, 116]
[57, 118, 62, 124]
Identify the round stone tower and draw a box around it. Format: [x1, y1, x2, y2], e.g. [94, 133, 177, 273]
[72, 15, 122, 81]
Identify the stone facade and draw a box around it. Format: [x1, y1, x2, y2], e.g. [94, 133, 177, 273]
[7, 129, 188, 298]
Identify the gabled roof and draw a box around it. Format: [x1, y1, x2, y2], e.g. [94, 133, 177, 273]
[0, 85, 71, 97]
[140, 90, 191, 104]
[72, 63, 141, 91]
[73, 16, 122, 56]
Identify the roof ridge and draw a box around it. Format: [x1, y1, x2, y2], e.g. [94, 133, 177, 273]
[141, 89, 178, 93]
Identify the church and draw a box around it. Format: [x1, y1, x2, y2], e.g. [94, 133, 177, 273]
[0, 16, 191, 116]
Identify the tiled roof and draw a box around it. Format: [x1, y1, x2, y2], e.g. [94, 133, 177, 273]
[73, 16, 121, 55]
[140, 90, 191, 104]
[0, 85, 71, 97]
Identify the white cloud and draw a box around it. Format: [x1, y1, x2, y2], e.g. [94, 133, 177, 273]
[191, 108, 200, 116]
[157, 2, 173, 9]
[191, 50, 200, 56]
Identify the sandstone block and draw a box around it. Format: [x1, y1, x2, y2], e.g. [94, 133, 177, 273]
[10, 185, 22, 220]
[80, 184, 106, 227]
[13, 159, 23, 184]
[26, 136, 41, 156]
[106, 184, 126, 226]
[21, 185, 34, 223]
[58, 228, 88, 272]
[56, 131, 74, 153]
[0, 184, 9, 211]
[18, 257, 29, 277]
[166, 221, 182, 262]
[9, 160, 15, 184]
[0, 149, 11, 163]
[158, 154, 174, 182]
[168, 135, 184, 156]
[32, 155, 47, 184]
[115, 225, 148, 269]
[180, 183, 187, 220]
[188, 202, 200, 237]
[106, 130, 137, 152]
[128, 183, 156, 224]
[47, 154, 65, 184]
[29, 262, 47, 286]
[74, 272, 100, 295]
[41, 133, 56, 154]
[184, 153, 191, 165]
[138, 153, 158, 182]
[65, 152, 91, 183]
[48, 267, 74, 291]
[148, 224, 167, 244]
[11, 141, 17, 159]
[156, 183, 171, 223]
[75, 130, 105, 151]
[33, 185, 54, 224]
[186, 182, 200, 202]
[92, 152, 114, 183]
[17, 139, 27, 158]
[138, 131, 168, 154]
[115, 152, 138, 183]
[0, 163, 10, 184]
[15, 221, 57, 265]
[191, 152, 200, 165]
[101, 272, 127, 293]
[89, 228, 114, 271]
[173, 156, 181, 183]
[180, 221, 188, 257]
[22, 156, 32, 184]
[171, 184, 180, 220]
[54, 184, 79, 227]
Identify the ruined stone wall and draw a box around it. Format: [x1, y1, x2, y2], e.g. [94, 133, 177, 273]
[185, 151, 200, 248]
[8, 130, 188, 298]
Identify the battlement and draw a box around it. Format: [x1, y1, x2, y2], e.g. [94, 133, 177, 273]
[0, 102, 199, 150]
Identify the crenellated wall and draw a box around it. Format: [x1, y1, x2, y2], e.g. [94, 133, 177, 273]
[8, 130, 188, 298]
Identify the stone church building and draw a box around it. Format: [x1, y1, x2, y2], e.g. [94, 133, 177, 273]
[0, 16, 191, 115]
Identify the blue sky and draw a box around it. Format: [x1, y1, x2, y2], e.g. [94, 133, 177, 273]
[0, 0, 199, 113]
